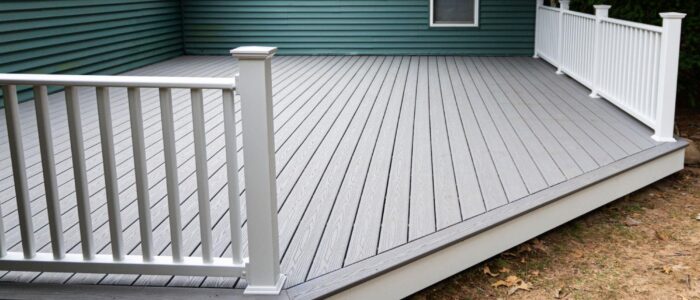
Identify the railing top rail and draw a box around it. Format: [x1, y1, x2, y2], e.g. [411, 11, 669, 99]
[537, 5, 560, 12]
[602, 16, 663, 33]
[562, 9, 596, 19]
[0, 73, 236, 89]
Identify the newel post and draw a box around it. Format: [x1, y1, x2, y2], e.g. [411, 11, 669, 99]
[533, 0, 544, 58]
[230, 46, 286, 294]
[589, 5, 611, 98]
[652, 13, 685, 142]
[556, 0, 570, 74]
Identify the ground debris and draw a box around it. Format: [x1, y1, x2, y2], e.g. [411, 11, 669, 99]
[491, 275, 532, 296]
[655, 230, 670, 241]
[624, 216, 642, 226]
[554, 287, 570, 299]
[483, 265, 499, 277]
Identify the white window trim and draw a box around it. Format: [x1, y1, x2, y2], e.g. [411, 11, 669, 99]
[429, 0, 480, 27]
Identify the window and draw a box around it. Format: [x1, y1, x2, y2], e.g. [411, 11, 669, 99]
[430, 0, 479, 27]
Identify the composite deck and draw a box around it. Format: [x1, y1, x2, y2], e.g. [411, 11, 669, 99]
[0, 55, 683, 295]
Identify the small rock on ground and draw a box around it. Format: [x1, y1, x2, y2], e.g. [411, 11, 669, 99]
[624, 217, 642, 226]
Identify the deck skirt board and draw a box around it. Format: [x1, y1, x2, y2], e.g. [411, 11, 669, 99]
[0, 55, 682, 294]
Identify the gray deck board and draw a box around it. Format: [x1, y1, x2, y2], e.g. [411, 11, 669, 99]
[281, 56, 395, 284]
[476, 57, 567, 185]
[428, 56, 462, 231]
[485, 57, 586, 179]
[436, 57, 485, 220]
[516, 57, 648, 160]
[342, 56, 402, 265]
[343, 56, 410, 265]
[457, 57, 530, 201]
[0, 55, 673, 292]
[468, 57, 548, 195]
[517, 58, 658, 149]
[446, 57, 508, 211]
[376, 56, 418, 252]
[408, 56, 435, 241]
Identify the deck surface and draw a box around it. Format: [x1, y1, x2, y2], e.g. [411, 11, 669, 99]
[0, 56, 664, 290]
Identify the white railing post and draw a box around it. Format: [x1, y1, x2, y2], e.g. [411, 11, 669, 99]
[556, 0, 570, 74]
[230, 46, 286, 295]
[652, 13, 685, 142]
[589, 5, 611, 98]
[533, 0, 544, 58]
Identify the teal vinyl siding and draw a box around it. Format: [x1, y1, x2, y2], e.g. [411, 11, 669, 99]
[182, 0, 536, 55]
[0, 0, 184, 102]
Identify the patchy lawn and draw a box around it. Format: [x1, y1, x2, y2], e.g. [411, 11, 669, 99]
[410, 110, 700, 300]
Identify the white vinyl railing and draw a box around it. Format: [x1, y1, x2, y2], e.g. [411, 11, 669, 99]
[0, 46, 285, 295]
[534, 0, 685, 142]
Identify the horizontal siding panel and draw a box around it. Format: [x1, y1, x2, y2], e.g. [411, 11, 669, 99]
[1, 15, 180, 43]
[182, 0, 535, 55]
[0, 7, 180, 33]
[0, 0, 183, 103]
[184, 36, 533, 43]
[0, 2, 180, 22]
[0, 0, 170, 11]
[184, 30, 532, 37]
[4, 31, 182, 73]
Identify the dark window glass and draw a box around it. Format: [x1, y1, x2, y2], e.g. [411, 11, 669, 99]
[434, 0, 475, 23]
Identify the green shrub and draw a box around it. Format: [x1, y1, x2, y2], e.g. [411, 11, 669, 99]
[555, 0, 698, 107]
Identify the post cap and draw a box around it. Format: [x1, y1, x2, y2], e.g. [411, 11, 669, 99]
[230, 46, 278, 59]
[659, 12, 686, 19]
[558, 0, 570, 4]
[594, 5, 611, 10]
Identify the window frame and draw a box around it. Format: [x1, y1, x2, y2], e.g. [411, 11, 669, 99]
[429, 0, 480, 28]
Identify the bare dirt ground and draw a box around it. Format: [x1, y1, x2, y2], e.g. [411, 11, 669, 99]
[410, 110, 700, 300]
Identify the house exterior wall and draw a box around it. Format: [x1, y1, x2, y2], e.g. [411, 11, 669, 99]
[182, 0, 536, 55]
[0, 0, 183, 102]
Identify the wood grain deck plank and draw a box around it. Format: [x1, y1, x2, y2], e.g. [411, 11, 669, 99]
[521, 58, 657, 149]
[468, 57, 549, 194]
[483, 57, 585, 180]
[377, 56, 419, 252]
[408, 56, 435, 240]
[456, 57, 529, 201]
[477, 57, 571, 184]
[427, 56, 462, 229]
[444, 57, 508, 211]
[284, 57, 401, 285]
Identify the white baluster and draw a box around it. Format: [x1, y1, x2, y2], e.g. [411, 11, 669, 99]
[66, 86, 94, 260]
[159, 88, 183, 262]
[190, 88, 213, 263]
[533, 0, 544, 58]
[222, 88, 243, 265]
[589, 5, 610, 98]
[34, 85, 64, 259]
[2, 85, 34, 259]
[556, 0, 570, 74]
[96, 87, 124, 261]
[128, 87, 153, 261]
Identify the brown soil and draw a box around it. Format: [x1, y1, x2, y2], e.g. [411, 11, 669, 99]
[410, 110, 700, 300]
